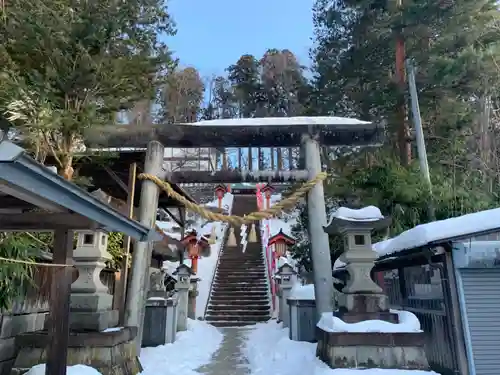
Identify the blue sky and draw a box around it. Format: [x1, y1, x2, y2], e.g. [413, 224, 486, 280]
[164, 0, 315, 78]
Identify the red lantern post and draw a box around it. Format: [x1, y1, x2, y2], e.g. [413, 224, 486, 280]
[267, 229, 295, 315]
[260, 184, 276, 209]
[214, 184, 227, 209]
[268, 229, 296, 259]
[181, 231, 210, 274]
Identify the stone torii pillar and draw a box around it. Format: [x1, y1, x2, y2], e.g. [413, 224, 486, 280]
[302, 134, 334, 319]
[124, 140, 164, 353]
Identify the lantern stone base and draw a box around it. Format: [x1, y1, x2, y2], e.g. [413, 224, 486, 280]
[316, 328, 429, 370]
[68, 309, 119, 332]
[147, 290, 170, 299]
[10, 327, 142, 375]
[70, 293, 113, 313]
[336, 293, 398, 323]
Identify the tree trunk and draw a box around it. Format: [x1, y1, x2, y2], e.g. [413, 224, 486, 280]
[59, 154, 74, 181]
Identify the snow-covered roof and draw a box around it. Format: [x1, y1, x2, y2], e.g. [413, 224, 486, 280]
[86, 147, 147, 152]
[191, 116, 370, 127]
[375, 207, 500, 258]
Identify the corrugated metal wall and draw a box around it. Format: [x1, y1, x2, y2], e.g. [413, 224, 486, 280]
[460, 269, 500, 375]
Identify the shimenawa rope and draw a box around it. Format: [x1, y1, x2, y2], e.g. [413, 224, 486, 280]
[138, 171, 327, 225]
[0, 172, 327, 266]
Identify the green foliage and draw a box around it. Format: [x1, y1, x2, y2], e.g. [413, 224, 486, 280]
[286, 0, 500, 271]
[290, 154, 499, 271]
[0, 234, 37, 310]
[311, 0, 500, 161]
[0, 0, 176, 173]
[106, 232, 125, 270]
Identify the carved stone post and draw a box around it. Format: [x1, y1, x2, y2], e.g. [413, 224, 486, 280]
[188, 276, 200, 319]
[276, 263, 296, 328]
[70, 230, 118, 331]
[174, 264, 194, 331]
[147, 268, 168, 299]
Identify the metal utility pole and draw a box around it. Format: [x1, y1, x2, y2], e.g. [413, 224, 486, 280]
[406, 59, 435, 221]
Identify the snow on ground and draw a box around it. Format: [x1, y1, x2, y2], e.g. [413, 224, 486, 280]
[244, 321, 439, 375]
[140, 319, 222, 375]
[26, 364, 102, 375]
[161, 193, 234, 318]
[317, 310, 421, 333]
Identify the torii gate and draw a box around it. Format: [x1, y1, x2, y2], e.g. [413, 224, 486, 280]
[89, 116, 383, 349]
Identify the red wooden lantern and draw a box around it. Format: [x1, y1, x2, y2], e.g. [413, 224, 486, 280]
[181, 230, 210, 274]
[214, 184, 227, 209]
[268, 229, 295, 258]
[260, 184, 275, 209]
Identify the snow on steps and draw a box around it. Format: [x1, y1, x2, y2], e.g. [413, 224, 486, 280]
[205, 195, 271, 327]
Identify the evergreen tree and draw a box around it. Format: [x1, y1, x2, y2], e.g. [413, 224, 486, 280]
[288, 0, 500, 269]
[162, 67, 205, 123]
[0, 0, 176, 179]
[227, 55, 262, 117]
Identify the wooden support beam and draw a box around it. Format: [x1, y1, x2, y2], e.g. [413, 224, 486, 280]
[168, 170, 309, 184]
[0, 213, 97, 231]
[222, 149, 228, 170]
[103, 165, 129, 194]
[164, 207, 183, 227]
[45, 228, 73, 375]
[117, 162, 136, 324]
[0, 194, 34, 209]
[248, 148, 253, 170]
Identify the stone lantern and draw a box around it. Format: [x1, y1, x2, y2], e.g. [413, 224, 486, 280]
[275, 262, 296, 327]
[317, 207, 430, 370]
[180, 230, 210, 275]
[323, 208, 393, 323]
[268, 229, 296, 259]
[260, 184, 275, 209]
[173, 264, 194, 331]
[70, 230, 117, 331]
[214, 184, 227, 209]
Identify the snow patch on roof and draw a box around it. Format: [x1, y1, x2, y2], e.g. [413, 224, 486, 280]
[375, 207, 500, 257]
[191, 116, 370, 127]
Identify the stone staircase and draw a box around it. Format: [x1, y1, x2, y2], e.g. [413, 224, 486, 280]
[205, 195, 271, 327]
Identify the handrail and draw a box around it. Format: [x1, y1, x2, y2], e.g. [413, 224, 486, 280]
[256, 186, 276, 313]
[202, 195, 234, 319]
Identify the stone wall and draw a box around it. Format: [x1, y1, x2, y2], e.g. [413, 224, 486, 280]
[0, 263, 55, 375]
[0, 301, 49, 375]
[0, 259, 118, 375]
